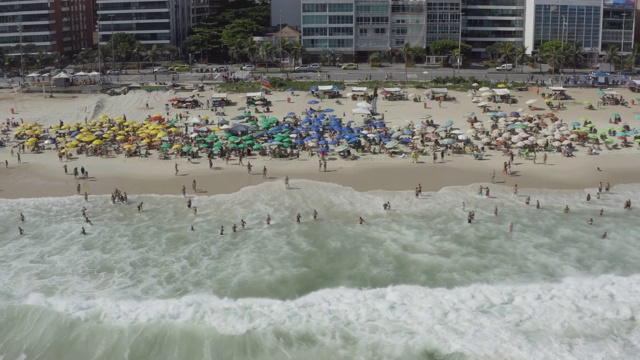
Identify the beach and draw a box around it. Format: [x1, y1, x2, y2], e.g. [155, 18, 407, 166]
[2, 81, 640, 359]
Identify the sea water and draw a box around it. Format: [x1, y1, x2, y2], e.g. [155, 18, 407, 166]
[1, 180, 640, 359]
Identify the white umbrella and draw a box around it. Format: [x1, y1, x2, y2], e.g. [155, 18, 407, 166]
[569, 134, 579, 139]
[352, 107, 370, 114]
[26, 73, 40, 77]
[562, 140, 572, 145]
[74, 71, 88, 76]
[481, 92, 494, 96]
[356, 102, 371, 109]
[553, 141, 562, 147]
[512, 136, 522, 142]
[53, 72, 70, 79]
[502, 133, 511, 139]
[467, 129, 477, 135]
[346, 93, 353, 97]
[516, 141, 525, 147]
[472, 83, 479, 87]
[185, 116, 204, 124]
[525, 99, 537, 105]
[89, 71, 100, 76]
[478, 87, 490, 92]
[458, 134, 468, 140]
[477, 101, 489, 107]
[450, 129, 464, 134]
[482, 137, 491, 144]
[537, 139, 547, 146]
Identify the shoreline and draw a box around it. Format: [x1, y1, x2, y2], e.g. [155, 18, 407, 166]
[1, 150, 635, 199]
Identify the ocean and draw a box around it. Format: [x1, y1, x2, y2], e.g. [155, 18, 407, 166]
[1, 180, 639, 360]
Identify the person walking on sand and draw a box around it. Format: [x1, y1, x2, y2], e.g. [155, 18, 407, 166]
[5, 160, 8, 168]
[262, 166, 267, 179]
[209, 158, 213, 169]
[490, 170, 495, 183]
[77, 184, 81, 194]
[17, 153, 20, 164]
[247, 162, 252, 174]
[175, 163, 179, 175]
[284, 176, 290, 189]
[181, 185, 186, 197]
[64, 164, 68, 174]
[543, 153, 547, 165]
[192, 179, 197, 192]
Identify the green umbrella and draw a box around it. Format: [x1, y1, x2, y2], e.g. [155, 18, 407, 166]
[579, 117, 588, 121]
[206, 134, 218, 139]
[588, 134, 598, 139]
[635, 139, 640, 143]
[212, 146, 222, 151]
[248, 104, 256, 108]
[183, 146, 193, 152]
[237, 144, 247, 149]
[585, 123, 595, 128]
[258, 115, 267, 119]
[161, 143, 171, 148]
[221, 133, 232, 138]
[515, 124, 527, 129]
[583, 101, 591, 105]
[253, 144, 263, 149]
[245, 140, 255, 145]
[606, 138, 615, 143]
[228, 143, 238, 149]
[200, 143, 211, 148]
[214, 141, 224, 147]
[282, 142, 291, 148]
[274, 135, 285, 141]
[597, 130, 607, 135]
[242, 135, 252, 140]
[228, 136, 240, 142]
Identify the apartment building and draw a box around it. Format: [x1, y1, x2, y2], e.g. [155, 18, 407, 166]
[0, 0, 94, 54]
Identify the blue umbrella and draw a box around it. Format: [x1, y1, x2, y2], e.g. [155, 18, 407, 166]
[332, 85, 341, 91]
[403, 129, 413, 135]
[348, 137, 360, 144]
[506, 124, 517, 130]
[308, 100, 319, 104]
[287, 112, 296, 116]
[440, 138, 456, 145]
[324, 108, 334, 112]
[310, 86, 319, 92]
[444, 120, 454, 127]
[318, 140, 328, 145]
[71, 131, 80, 137]
[329, 141, 338, 145]
[616, 131, 627, 137]
[495, 112, 507, 117]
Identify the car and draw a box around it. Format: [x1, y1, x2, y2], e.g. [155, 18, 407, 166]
[241, 65, 255, 71]
[621, 69, 638, 75]
[294, 65, 309, 72]
[214, 66, 229, 73]
[169, 64, 190, 71]
[153, 67, 169, 73]
[341, 63, 358, 70]
[296, 63, 321, 72]
[309, 63, 321, 71]
[106, 69, 121, 75]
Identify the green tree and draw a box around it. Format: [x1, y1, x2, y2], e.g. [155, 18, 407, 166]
[368, 52, 381, 65]
[109, 32, 136, 68]
[289, 40, 304, 68]
[601, 45, 620, 73]
[260, 41, 275, 71]
[132, 41, 145, 72]
[497, 42, 516, 64]
[220, 19, 262, 59]
[542, 42, 566, 74]
[429, 39, 472, 58]
[514, 45, 528, 73]
[566, 42, 585, 73]
[321, 49, 342, 66]
[36, 50, 49, 70]
[187, 23, 222, 62]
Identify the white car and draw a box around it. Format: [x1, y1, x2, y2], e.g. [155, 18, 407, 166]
[241, 65, 255, 71]
[295, 63, 321, 72]
[153, 67, 169, 73]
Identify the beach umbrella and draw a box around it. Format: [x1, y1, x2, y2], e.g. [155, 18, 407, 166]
[571, 122, 581, 127]
[583, 101, 591, 105]
[161, 143, 171, 149]
[611, 113, 620, 117]
[597, 90, 605, 95]
[525, 99, 537, 105]
[324, 108, 334, 113]
[463, 112, 475, 118]
[478, 87, 490, 92]
[444, 120, 454, 127]
[553, 141, 562, 147]
[253, 144, 263, 149]
[440, 138, 456, 145]
[308, 100, 319, 104]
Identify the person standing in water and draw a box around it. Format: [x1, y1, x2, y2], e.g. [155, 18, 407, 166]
[266, 214, 271, 225]
[137, 202, 144, 212]
[220, 226, 224, 235]
[241, 219, 247, 229]
[494, 205, 498, 216]
[313, 210, 318, 220]
[358, 216, 365, 225]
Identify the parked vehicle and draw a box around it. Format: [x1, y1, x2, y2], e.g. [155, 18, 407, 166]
[214, 66, 229, 72]
[495, 64, 513, 71]
[106, 69, 121, 75]
[341, 63, 358, 70]
[295, 63, 321, 72]
[153, 67, 169, 73]
[241, 65, 255, 71]
[169, 64, 190, 71]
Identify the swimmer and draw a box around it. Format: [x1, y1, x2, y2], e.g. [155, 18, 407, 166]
[509, 222, 513, 233]
[193, 206, 197, 215]
[600, 209, 604, 216]
[232, 224, 237, 233]
[187, 198, 192, 208]
[84, 192, 88, 202]
[467, 212, 472, 224]
[85, 217, 93, 225]
[358, 216, 365, 225]
[266, 214, 271, 225]
[564, 205, 570, 214]
[190, 226, 195, 231]
[20, 213, 24, 222]
[220, 226, 224, 235]
[81, 227, 86, 235]
[81, 206, 87, 217]
[296, 213, 301, 223]
[587, 218, 593, 225]
[494, 205, 498, 216]
[601, 232, 607, 239]
[137, 202, 143, 212]
[241, 219, 247, 229]
[386, 202, 391, 211]
[586, 193, 591, 202]
[596, 192, 600, 200]
[383, 202, 388, 210]
[525, 196, 530, 206]
[313, 210, 318, 220]
[536, 200, 540, 209]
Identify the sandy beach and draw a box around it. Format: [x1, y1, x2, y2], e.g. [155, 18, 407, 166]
[1, 82, 639, 199]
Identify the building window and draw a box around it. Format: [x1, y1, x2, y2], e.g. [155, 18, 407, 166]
[328, 15, 353, 24]
[302, 4, 327, 13]
[303, 15, 328, 25]
[328, 3, 353, 12]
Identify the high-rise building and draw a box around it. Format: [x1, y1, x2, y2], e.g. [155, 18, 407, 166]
[462, 0, 525, 58]
[0, 0, 94, 54]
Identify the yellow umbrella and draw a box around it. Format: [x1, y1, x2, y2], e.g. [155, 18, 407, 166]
[66, 142, 78, 148]
[28, 137, 39, 142]
[100, 114, 109, 119]
[92, 140, 104, 145]
[210, 126, 220, 131]
[169, 128, 181, 133]
[172, 144, 182, 149]
[117, 130, 126, 135]
[157, 132, 168, 137]
[115, 118, 125, 123]
[115, 135, 126, 141]
[59, 148, 67, 153]
[102, 134, 112, 139]
[123, 144, 134, 149]
[141, 139, 151, 144]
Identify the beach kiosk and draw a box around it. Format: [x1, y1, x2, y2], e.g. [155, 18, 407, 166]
[209, 93, 230, 106]
[548, 87, 569, 100]
[425, 88, 449, 101]
[382, 88, 407, 101]
[350, 86, 368, 101]
[629, 80, 640, 93]
[246, 92, 263, 105]
[491, 88, 515, 103]
[317, 85, 340, 99]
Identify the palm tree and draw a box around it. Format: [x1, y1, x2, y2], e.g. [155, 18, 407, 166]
[260, 41, 275, 72]
[514, 45, 528, 73]
[36, 50, 49, 70]
[400, 43, 414, 80]
[132, 41, 145, 72]
[243, 37, 259, 66]
[543, 43, 566, 75]
[145, 44, 159, 81]
[498, 42, 516, 64]
[566, 42, 586, 73]
[601, 45, 620, 73]
[289, 41, 303, 69]
[368, 52, 381, 67]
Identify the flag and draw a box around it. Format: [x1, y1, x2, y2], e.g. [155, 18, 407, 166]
[261, 77, 274, 92]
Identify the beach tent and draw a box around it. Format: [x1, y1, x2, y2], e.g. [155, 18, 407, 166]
[318, 85, 334, 91]
[352, 107, 371, 114]
[74, 71, 88, 76]
[89, 71, 100, 76]
[53, 72, 70, 79]
[492, 88, 510, 96]
[383, 87, 402, 93]
[351, 86, 368, 93]
[210, 93, 228, 101]
[246, 92, 263, 99]
[185, 116, 204, 124]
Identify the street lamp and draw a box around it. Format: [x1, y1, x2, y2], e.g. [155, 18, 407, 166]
[457, 12, 464, 77]
[279, 10, 283, 72]
[109, 14, 115, 71]
[621, 12, 627, 73]
[17, 24, 24, 81]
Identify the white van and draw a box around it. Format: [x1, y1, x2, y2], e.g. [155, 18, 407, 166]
[496, 64, 513, 71]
